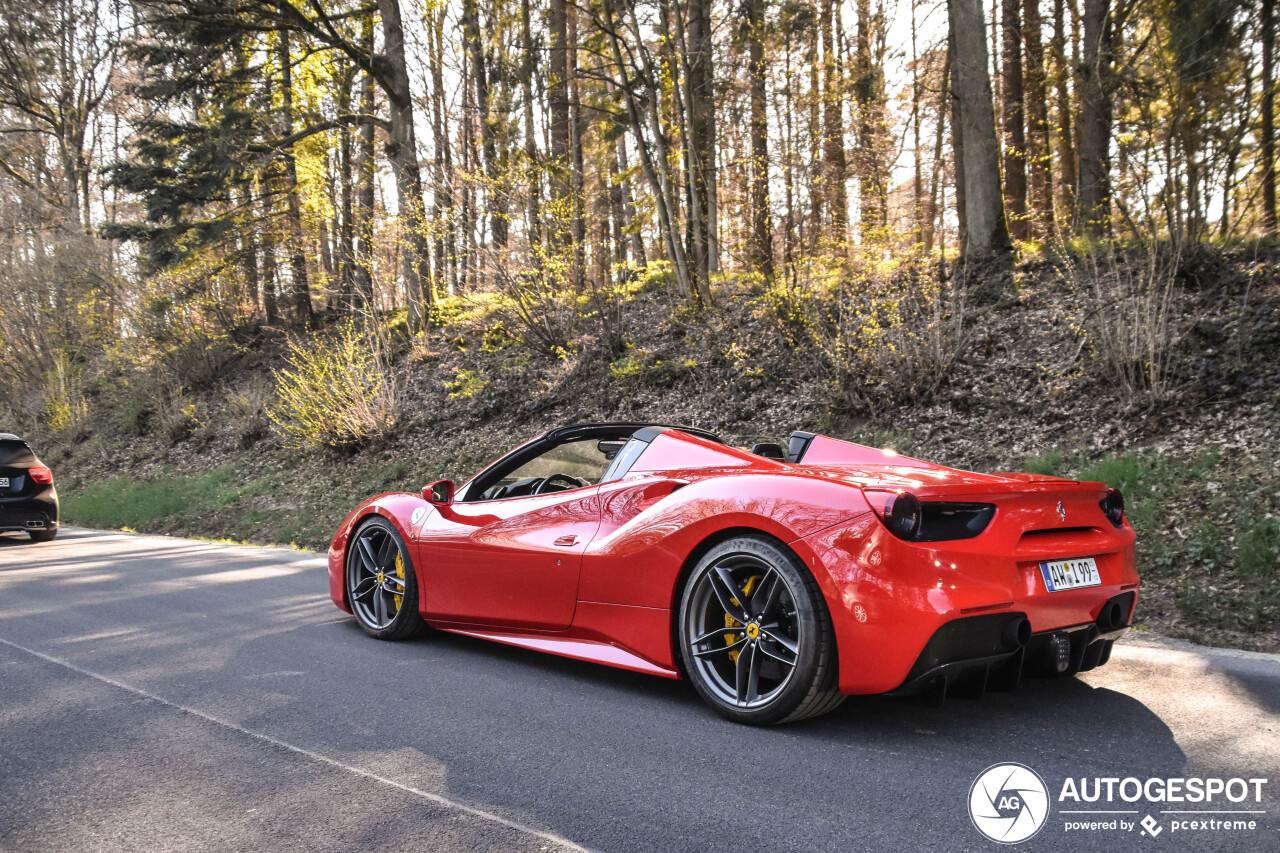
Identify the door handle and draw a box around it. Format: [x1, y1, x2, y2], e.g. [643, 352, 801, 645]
[553, 535, 578, 547]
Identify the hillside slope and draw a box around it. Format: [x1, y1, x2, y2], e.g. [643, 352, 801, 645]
[25, 248, 1280, 651]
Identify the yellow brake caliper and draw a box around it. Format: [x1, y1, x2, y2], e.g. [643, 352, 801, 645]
[393, 553, 404, 611]
[726, 575, 760, 664]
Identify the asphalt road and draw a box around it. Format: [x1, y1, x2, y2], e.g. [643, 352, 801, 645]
[1, 527, 1277, 853]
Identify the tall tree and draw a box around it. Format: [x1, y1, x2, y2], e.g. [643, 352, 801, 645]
[1001, 0, 1030, 240]
[687, 0, 717, 295]
[949, 0, 1012, 259]
[548, 0, 571, 256]
[746, 0, 774, 276]
[1075, 0, 1112, 235]
[820, 0, 848, 240]
[1264, 0, 1277, 234]
[1050, 0, 1077, 224]
[1023, 0, 1056, 236]
[376, 0, 432, 325]
[277, 30, 313, 325]
[463, 0, 506, 250]
[353, 17, 377, 309]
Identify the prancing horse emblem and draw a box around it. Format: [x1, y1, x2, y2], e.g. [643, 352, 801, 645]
[1056, 501, 1067, 522]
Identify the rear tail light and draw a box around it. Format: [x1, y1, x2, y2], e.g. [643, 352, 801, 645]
[29, 466, 53, 485]
[1099, 489, 1124, 527]
[865, 489, 995, 541]
[865, 490, 922, 540]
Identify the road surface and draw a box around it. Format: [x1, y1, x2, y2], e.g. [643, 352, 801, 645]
[1, 528, 1277, 852]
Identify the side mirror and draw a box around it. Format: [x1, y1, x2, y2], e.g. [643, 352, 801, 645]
[423, 479, 454, 506]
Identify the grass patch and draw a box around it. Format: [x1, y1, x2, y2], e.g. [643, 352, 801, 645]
[62, 468, 270, 532]
[1059, 449, 1279, 635]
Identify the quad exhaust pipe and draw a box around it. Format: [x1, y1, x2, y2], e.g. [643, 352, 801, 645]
[25, 520, 44, 529]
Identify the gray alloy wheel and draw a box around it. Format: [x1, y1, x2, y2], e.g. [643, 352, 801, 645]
[678, 535, 845, 725]
[345, 517, 427, 640]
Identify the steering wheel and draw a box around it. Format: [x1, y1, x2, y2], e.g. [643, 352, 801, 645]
[534, 473, 585, 495]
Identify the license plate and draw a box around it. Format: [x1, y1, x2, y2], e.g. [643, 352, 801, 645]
[0, 477, 8, 489]
[1039, 557, 1101, 592]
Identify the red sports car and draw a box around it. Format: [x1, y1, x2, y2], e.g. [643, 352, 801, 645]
[329, 423, 1138, 725]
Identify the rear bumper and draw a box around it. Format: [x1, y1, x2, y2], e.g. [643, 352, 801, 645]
[0, 491, 59, 532]
[890, 595, 1134, 699]
[793, 511, 1140, 695]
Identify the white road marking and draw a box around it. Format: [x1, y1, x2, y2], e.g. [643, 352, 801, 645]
[0, 635, 591, 853]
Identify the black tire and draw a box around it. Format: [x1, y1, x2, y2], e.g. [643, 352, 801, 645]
[677, 535, 844, 725]
[28, 528, 57, 543]
[345, 517, 427, 640]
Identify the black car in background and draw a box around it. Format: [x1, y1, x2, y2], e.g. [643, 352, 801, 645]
[0, 433, 58, 542]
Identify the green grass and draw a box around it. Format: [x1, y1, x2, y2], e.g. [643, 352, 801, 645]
[1048, 449, 1280, 636]
[61, 467, 271, 533]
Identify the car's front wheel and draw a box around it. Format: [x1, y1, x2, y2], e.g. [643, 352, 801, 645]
[678, 535, 845, 725]
[345, 517, 427, 640]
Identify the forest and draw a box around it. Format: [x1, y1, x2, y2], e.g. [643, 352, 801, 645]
[0, 0, 1277, 647]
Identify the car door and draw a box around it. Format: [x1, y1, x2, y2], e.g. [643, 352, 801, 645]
[416, 486, 602, 631]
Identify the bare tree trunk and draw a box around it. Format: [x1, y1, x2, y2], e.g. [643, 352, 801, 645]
[338, 68, 356, 308]
[278, 30, 313, 327]
[1001, 0, 1029, 241]
[1075, 0, 1112, 235]
[240, 184, 261, 317]
[1051, 0, 1077, 225]
[1023, 0, 1055, 238]
[808, 19, 822, 233]
[821, 0, 848, 240]
[569, 6, 587, 289]
[464, 0, 505, 250]
[1263, 0, 1277, 234]
[354, 18, 376, 310]
[686, 0, 716, 302]
[549, 0, 571, 258]
[377, 0, 433, 329]
[259, 173, 280, 324]
[747, 0, 773, 276]
[927, 45, 951, 252]
[949, 0, 1012, 259]
[949, 34, 968, 249]
[429, 8, 456, 295]
[854, 0, 886, 236]
[521, 0, 542, 251]
[911, 0, 925, 245]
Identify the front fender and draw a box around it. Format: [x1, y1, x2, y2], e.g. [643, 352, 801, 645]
[327, 492, 432, 613]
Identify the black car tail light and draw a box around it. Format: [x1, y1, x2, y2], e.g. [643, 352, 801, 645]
[866, 490, 995, 542]
[29, 465, 53, 485]
[1099, 488, 1124, 527]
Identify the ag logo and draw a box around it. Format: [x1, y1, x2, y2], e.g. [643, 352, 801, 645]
[410, 507, 428, 528]
[968, 763, 1050, 844]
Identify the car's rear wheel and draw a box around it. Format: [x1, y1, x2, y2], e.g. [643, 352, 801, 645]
[678, 535, 845, 725]
[345, 517, 427, 640]
[28, 528, 57, 543]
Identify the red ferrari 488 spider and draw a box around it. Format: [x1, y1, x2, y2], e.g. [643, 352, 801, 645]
[329, 423, 1139, 725]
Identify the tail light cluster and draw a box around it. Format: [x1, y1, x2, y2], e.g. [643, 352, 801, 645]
[28, 465, 53, 485]
[1100, 488, 1125, 527]
[865, 489, 996, 542]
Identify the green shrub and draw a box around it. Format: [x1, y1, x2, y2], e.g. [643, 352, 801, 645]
[1238, 518, 1280, 578]
[267, 323, 397, 450]
[224, 378, 271, 449]
[444, 367, 487, 399]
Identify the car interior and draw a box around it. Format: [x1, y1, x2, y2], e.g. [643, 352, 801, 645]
[462, 425, 807, 503]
